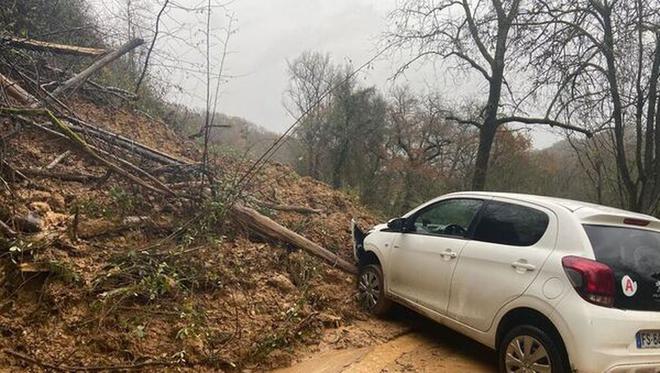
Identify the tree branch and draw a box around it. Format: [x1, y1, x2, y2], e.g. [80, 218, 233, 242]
[461, 0, 494, 66]
[497, 116, 592, 136]
[135, 0, 170, 93]
[446, 115, 482, 128]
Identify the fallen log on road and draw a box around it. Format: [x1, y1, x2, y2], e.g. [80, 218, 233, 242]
[231, 203, 357, 275]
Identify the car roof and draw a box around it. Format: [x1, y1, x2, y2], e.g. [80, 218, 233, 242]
[447, 191, 659, 223]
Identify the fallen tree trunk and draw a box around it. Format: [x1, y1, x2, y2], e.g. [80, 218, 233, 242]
[0, 73, 39, 106]
[65, 116, 190, 166]
[14, 116, 175, 195]
[51, 38, 144, 98]
[0, 36, 106, 57]
[2, 73, 188, 167]
[1, 109, 175, 196]
[231, 204, 357, 274]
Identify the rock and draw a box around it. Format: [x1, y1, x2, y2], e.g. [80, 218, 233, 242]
[16, 211, 43, 233]
[267, 273, 296, 293]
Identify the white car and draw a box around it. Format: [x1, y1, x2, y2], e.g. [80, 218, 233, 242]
[352, 192, 660, 373]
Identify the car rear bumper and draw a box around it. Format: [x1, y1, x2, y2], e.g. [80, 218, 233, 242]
[555, 292, 660, 372]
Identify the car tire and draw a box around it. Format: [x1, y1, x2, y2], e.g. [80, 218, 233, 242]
[357, 264, 392, 316]
[498, 324, 569, 373]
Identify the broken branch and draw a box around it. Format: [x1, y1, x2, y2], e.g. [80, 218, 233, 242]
[44, 150, 71, 169]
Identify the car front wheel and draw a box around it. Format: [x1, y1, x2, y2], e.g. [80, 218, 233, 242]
[357, 264, 391, 316]
[498, 325, 569, 373]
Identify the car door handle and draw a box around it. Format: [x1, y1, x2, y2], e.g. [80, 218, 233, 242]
[511, 261, 536, 272]
[440, 250, 457, 260]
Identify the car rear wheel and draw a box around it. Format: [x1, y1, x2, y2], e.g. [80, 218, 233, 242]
[357, 264, 391, 316]
[498, 325, 568, 373]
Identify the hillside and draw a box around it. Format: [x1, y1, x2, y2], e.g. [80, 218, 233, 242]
[0, 88, 381, 371]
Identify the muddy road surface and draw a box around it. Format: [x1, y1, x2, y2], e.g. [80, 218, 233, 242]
[277, 307, 497, 373]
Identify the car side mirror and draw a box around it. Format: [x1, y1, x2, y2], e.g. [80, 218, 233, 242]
[387, 217, 407, 232]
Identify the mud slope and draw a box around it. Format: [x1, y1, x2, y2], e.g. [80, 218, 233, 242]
[0, 96, 380, 371]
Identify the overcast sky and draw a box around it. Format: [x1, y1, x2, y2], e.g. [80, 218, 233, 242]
[93, 0, 565, 149]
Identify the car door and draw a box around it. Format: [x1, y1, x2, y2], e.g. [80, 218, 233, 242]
[447, 199, 557, 331]
[388, 198, 485, 314]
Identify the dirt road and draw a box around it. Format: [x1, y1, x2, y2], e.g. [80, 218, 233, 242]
[276, 307, 497, 373]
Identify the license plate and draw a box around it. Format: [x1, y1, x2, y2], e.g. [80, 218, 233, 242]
[637, 330, 660, 348]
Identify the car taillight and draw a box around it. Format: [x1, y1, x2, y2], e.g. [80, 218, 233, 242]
[562, 255, 615, 307]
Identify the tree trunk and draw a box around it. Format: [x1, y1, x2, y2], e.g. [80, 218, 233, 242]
[471, 122, 498, 190]
[51, 38, 144, 99]
[0, 36, 106, 57]
[231, 204, 358, 274]
[471, 62, 504, 191]
[331, 144, 349, 189]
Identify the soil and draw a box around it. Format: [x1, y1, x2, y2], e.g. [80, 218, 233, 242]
[0, 90, 497, 372]
[0, 95, 381, 371]
[276, 307, 497, 373]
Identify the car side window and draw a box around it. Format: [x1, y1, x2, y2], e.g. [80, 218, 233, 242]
[473, 201, 549, 246]
[411, 199, 483, 238]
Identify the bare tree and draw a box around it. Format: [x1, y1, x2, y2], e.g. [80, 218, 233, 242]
[529, 0, 660, 212]
[285, 52, 337, 179]
[389, 0, 591, 190]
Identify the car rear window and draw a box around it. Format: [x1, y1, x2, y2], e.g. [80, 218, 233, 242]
[472, 201, 549, 246]
[584, 225, 660, 266]
[584, 224, 660, 311]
